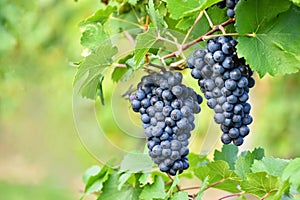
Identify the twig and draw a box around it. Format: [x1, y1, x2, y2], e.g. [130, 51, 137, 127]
[148, 62, 166, 72]
[113, 63, 127, 68]
[110, 16, 144, 29]
[204, 10, 214, 29]
[218, 193, 243, 200]
[202, 33, 239, 40]
[182, 11, 204, 46]
[205, 178, 226, 190]
[261, 191, 271, 200]
[181, 186, 201, 191]
[162, 18, 235, 60]
[124, 31, 136, 46]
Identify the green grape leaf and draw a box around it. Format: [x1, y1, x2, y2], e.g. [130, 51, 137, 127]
[74, 41, 118, 100]
[111, 56, 143, 82]
[138, 173, 150, 186]
[80, 23, 109, 51]
[241, 172, 281, 199]
[290, 0, 300, 6]
[98, 171, 140, 200]
[164, 0, 222, 19]
[252, 158, 290, 177]
[252, 147, 265, 160]
[118, 173, 133, 190]
[134, 28, 158, 65]
[120, 153, 153, 173]
[147, 0, 167, 30]
[80, 5, 115, 26]
[194, 161, 241, 193]
[81, 165, 113, 199]
[282, 158, 300, 191]
[235, 151, 254, 179]
[82, 165, 101, 184]
[139, 176, 166, 200]
[182, 0, 223, 17]
[170, 191, 189, 200]
[164, 0, 201, 19]
[235, 0, 300, 77]
[214, 144, 238, 170]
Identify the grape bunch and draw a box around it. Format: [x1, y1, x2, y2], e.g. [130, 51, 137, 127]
[129, 71, 202, 175]
[217, 0, 239, 18]
[187, 36, 255, 146]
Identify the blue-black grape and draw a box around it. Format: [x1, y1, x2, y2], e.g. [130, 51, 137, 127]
[129, 71, 202, 175]
[217, 0, 239, 18]
[188, 36, 255, 146]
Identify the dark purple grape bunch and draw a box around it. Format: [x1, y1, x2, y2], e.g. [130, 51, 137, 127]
[129, 71, 202, 175]
[187, 36, 255, 146]
[217, 0, 239, 18]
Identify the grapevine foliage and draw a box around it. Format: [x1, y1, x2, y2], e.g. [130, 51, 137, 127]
[74, 0, 300, 199]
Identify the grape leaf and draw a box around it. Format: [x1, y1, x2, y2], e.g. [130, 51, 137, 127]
[235, 151, 254, 179]
[80, 5, 115, 26]
[139, 176, 166, 200]
[290, 0, 300, 6]
[252, 158, 290, 177]
[98, 171, 140, 200]
[252, 147, 265, 160]
[82, 165, 101, 184]
[118, 173, 132, 190]
[81, 165, 112, 199]
[80, 23, 109, 51]
[235, 0, 300, 77]
[164, 0, 200, 19]
[164, 0, 222, 19]
[74, 41, 118, 100]
[241, 172, 281, 199]
[195, 161, 241, 193]
[120, 153, 153, 173]
[147, 0, 167, 30]
[170, 191, 189, 200]
[134, 28, 158, 65]
[214, 144, 238, 170]
[182, 0, 224, 17]
[282, 158, 300, 191]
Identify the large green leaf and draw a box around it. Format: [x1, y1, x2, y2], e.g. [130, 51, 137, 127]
[235, 0, 300, 77]
[98, 171, 140, 200]
[214, 144, 238, 170]
[235, 151, 254, 179]
[80, 5, 115, 26]
[282, 158, 300, 191]
[241, 172, 281, 199]
[120, 153, 153, 173]
[170, 191, 189, 200]
[164, 0, 222, 19]
[80, 23, 109, 51]
[74, 41, 118, 100]
[139, 176, 166, 200]
[134, 28, 158, 65]
[147, 0, 167, 30]
[252, 158, 290, 177]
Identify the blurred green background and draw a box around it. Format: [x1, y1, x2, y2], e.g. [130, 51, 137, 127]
[1, 0, 300, 199]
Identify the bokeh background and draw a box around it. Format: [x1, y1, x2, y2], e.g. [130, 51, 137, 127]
[1, 0, 300, 199]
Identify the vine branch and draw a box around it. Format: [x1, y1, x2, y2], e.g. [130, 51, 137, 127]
[162, 18, 235, 60]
